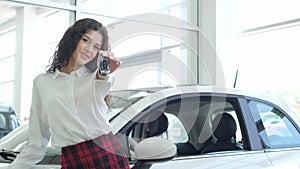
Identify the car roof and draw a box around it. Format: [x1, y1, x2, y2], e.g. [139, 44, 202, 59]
[114, 85, 289, 109]
[0, 105, 15, 113]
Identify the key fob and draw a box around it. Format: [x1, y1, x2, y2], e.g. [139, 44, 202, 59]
[99, 57, 110, 76]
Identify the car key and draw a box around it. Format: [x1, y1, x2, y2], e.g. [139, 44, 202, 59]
[99, 57, 110, 76]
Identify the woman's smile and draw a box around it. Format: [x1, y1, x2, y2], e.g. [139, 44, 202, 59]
[80, 50, 92, 60]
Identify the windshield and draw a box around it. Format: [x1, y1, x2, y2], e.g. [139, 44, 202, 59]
[107, 90, 152, 120]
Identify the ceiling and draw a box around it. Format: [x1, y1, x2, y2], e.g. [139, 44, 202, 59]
[0, 1, 17, 25]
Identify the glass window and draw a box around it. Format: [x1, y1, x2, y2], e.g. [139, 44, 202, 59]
[0, 30, 15, 105]
[37, 10, 71, 45]
[203, 101, 243, 149]
[129, 112, 188, 144]
[9, 114, 20, 130]
[226, 110, 243, 144]
[0, 82, 13, 105]
[0, 57, 14, 83]
[165, 113, 188, 143]
[0, 30, 16, 58]
[79, 0, 197, 25]
[161, 96, 243, 155]
[237, 0, 300, 31]
[119, 94, 244, 159]
[237, 25, 300, 92]
[0, 2, 73, 122]
[0, 114, 7, 129]
[31, 10, 72, 74]
[235, 1, 300, 113]
[237, 24, 300, 113]
[248, 100, 300, 148]
[0, 0, 201, 125]
[24, 0, 76, 5]
[77, 14, 198, 89]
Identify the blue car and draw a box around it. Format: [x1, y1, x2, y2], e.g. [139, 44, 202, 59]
[0, 106, 20, 139]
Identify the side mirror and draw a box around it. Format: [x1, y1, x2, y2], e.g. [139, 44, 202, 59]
[134, 137, 177, 161]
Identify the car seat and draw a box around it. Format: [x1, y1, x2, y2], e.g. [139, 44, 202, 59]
[201, 112, 241, 153]
[144, 113, 169, 138]
[129, 113, 169, 151]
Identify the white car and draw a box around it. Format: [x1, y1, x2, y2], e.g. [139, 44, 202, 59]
[1, 85, 300, 168]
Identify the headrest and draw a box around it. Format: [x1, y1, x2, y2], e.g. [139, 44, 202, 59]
[145, 113, 169, 138]
[212, 113, 237, 142]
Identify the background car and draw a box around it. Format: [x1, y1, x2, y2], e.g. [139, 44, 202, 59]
[1, 85, 300, 168]
[0, 105, 20, 139]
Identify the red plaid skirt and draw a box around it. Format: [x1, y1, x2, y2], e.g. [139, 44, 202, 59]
[60, 132, 130, 169]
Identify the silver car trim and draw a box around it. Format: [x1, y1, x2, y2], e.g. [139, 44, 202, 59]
[173, 150, 266, 161]
[264, 147, 300, 152]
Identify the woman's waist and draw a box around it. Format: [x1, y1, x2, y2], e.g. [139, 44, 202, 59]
[50, 126, 112, 148]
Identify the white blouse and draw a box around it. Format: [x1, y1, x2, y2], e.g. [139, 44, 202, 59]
[9, 66, 113, 168]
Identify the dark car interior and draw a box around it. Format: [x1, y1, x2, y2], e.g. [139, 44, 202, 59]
[200, 112, 242, 153]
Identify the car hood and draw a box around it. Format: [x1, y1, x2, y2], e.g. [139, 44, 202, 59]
[0, 124, 29, 151]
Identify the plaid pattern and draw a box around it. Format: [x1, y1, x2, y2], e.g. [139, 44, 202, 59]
[60, 132, 130, 169]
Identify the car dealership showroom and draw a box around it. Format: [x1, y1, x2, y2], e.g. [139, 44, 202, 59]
[0, 0, 300, 168]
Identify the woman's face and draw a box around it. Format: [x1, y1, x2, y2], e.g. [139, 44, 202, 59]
[70, 29, 103, 69]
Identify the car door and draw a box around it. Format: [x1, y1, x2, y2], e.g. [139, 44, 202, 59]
[149, 152, 271, 169]
[247, 99, 300, 168]
[123, 93, 272, 169]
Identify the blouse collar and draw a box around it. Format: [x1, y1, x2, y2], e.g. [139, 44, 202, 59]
[51, 66, 91, 79]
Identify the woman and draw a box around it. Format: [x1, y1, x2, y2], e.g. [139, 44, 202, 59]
[8, 18, 130, 169]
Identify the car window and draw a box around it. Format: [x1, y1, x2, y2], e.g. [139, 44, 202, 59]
[248, 100, 300, 148]
[197, 100, 244, 154]
[127, 95, 245, 159]
[0, 114, 6, 129]
[108, 90, 151, 120]
[226, 111, 243, 146]
[165, 113, 188, 143]
[9, 115, 19, 129]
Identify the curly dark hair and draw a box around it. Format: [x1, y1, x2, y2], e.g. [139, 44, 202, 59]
[46, 18, 109, 73]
